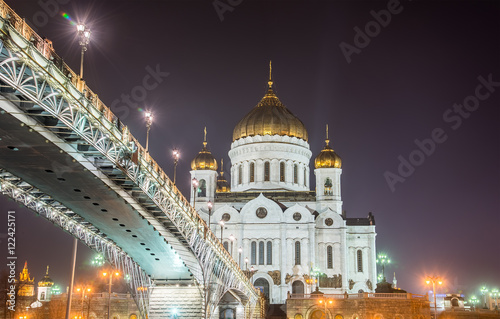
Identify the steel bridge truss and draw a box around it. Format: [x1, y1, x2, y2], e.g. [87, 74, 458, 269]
[0, 3, 261, 318]
[0, 169, 152, 317]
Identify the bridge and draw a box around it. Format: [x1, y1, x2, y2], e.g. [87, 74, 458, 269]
[0, 1, 264, 318]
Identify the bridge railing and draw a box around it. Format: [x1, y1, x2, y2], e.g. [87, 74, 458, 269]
[289, 293, 428, 300]
[0, 0, 254, 293]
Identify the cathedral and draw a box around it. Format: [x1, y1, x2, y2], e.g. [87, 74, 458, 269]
[190, 66, 376, 305]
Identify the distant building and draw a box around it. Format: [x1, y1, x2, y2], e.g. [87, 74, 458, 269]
[18, 261, 35, 297]
[37, 266, 54, 302]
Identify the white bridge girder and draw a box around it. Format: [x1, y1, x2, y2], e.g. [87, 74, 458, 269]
[0, 2, 263, 319]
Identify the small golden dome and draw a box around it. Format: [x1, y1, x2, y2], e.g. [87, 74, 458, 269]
[38, 266, 54, 287]
[216, 159, 230, 193]
[232, 62, 308, 142]
[191, 128, 218, 171]
[315, 125, 342, 169]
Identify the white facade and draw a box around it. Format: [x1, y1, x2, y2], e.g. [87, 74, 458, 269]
[190, 81, 377, 305]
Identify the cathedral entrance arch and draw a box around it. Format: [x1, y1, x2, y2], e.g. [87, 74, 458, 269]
[292, 280, 304, 295]
[309, 309, 326, 319]
[254, 278, 270, 299]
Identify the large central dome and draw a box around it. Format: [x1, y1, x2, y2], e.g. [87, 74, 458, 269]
[232, 75, 308, 142]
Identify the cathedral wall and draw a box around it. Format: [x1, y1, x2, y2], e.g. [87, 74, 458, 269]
[346, 225, 377, 292]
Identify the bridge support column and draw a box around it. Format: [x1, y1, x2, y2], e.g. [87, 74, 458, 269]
[149, 285, 204, 319]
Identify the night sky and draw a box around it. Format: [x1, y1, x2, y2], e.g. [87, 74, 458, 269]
[1, 0, 499, 297]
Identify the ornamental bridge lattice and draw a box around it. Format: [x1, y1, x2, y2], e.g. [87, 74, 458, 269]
[0, 1, 264, 318]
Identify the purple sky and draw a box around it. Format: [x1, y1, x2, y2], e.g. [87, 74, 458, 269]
[1, 0, 499, 297]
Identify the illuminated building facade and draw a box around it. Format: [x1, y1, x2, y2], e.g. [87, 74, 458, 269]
[190, 66, 377, 304]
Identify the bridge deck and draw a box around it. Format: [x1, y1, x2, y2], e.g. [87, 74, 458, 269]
[0, 101, 192, 280]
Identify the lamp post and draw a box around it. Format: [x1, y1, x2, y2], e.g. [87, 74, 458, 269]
[229, 234, 235, 256]
[480, 287, 489, 309]
[245, 257, 249, 270]
[238, 247, 243, 268]
[219, 220, 224, 243]
[376, 253, 391, 282]
[491, 289, 499, 309]
[318, 298, 333, 319]
[192, 178, 199, 209]
[469, 296, 479, 310]
[207, 201, 213, 230]
[305, 278, 318, 293]
[76, 24, 91, 79]
[250, 266, 255, 283]
[91, 254, 104, 267]
[103, 271, 120, 319]
[426, 276, 443, 318]
[76, 287, 91, 319]
[65, 238, 77, 319]
[144, 111, 153, 152]
[172, 149, 180, 185]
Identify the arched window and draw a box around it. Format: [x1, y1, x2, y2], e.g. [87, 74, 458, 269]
[327, 246, 333, 269]
[295, 241, 301, 265]
[249, 162, 255, 182]
[266, 241, 272, 265]
[223, 241, 228, 252]
[251, 241, 257, 265]
[451, 298, 459, 307]
[264, 162, 270, 181]
[324, 178, 333, 195]
[357, 250, 363, 272]
[238, 165, 242, 184]
[40, 292, 46, 300]
[292, 281, 304, 295]
[293, 164, 298, 183]
[198, 179, 207, 197]
[254, 278, 270, 298]
[280, 162, 285, 182]
[259, 241, 265, 265]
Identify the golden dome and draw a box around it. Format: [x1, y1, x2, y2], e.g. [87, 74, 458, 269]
[191, 128, 218, 171]
[315, 125, 342, 169]
[232, 62, 308, 142]
[216, 159, 230, 193]
[38, 266, 54, 287]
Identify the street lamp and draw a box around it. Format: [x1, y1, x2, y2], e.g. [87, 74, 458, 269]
[192, 178, 199, 209]
[426, 276, 443, 318]
[144, 111, 153, 152]
[491, 289, 499, 309]
[91, 254, 104, 267]
[76, 24, 91, 79]
[103, 271, 120, 319]
[229, 234, 235, 256]
[76, 287, 91, 319]
[207, 201, 213, 230]
[245, 257, 249, 270]
[376, 253, 391, 282]
[469, 296, 479, 310]
[219, 220, 224, 243]
[250, 266, 255, 282]
[318, 298, 333, 319]
[480, 286, 489, 309]
[172, 149, 180, 185]
[305, 277, 318, 293]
